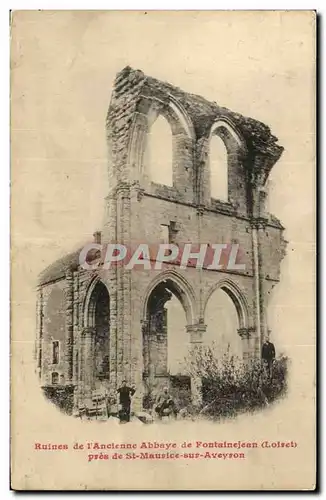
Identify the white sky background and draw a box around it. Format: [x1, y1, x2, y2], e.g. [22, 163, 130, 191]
[11, 11, 315, 357]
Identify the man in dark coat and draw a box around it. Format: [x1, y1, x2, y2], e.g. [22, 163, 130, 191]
[117, 380, 136, 423]
[261, 338, 276, 380]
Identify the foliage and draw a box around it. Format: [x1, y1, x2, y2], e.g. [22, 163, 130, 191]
[186, 344, 289, 420]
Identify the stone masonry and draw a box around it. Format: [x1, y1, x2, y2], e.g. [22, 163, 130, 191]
[36, 66, 287, 414]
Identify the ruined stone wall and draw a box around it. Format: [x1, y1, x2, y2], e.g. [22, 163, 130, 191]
[37, 67, 287, 411]
[102, 67, 286, 407]
[39, 279, 67, 386]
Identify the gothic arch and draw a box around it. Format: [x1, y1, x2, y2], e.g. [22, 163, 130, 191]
[145, 96, 194, 139]
[146, 114, 173, 186]
[82, 276, 110, 328]
[197, 117, 248, 204]
[209, 118, 247, 154]
[203, 278, 249, 330]
[127, 96, 195, 181]
[141, 270, 198, 326]
[209, 134, 229, 201]
[167, 95, 195, 140]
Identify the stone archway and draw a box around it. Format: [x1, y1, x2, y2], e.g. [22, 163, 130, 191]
[79, 280, 110, 396]
[203, 279, 255, 362]
[204, 279, 249, 330]
[205, 287, 243, 359]
[141, 272, 197, 409]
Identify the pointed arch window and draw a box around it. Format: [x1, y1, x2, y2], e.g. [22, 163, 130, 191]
[204, 287, 243, 359]
[87, 281, 110, 380]
[210, 134, 228, 201]
[146, 115, 173, 186]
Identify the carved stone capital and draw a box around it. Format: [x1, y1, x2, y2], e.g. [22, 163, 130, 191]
[238, 327, 256, 339]
[116, 182, 131, 198]
[186, 323, 207, 343]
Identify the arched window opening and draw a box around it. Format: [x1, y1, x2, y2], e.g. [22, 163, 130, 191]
[146, 115, 173, 186]
[204, 288, 242, 360]
[210, 134, 228, 201]
[168, 99, 193, 139]
[51, 372, 59, 385]
[143, 279, 191, 409]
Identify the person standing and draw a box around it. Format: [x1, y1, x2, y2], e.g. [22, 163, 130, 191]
[117, 380, 136, 423]
[261, 338, 276, 380]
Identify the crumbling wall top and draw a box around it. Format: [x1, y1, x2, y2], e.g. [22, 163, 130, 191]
[107, 66, 283, 161]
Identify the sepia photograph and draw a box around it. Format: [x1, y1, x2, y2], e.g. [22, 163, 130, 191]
[10, 10, 316, 490]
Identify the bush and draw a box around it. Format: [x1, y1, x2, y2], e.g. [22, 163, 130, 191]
[186, 345, 289, 420]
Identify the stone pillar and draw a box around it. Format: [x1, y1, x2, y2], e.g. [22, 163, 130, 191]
[136, 319, 149, 411]
[127, 112, 149, 185]
[65, 269, 74, 383]
[127, 319, 145, 413]
[80, 327, 96, 398]
[108, 270, 118, 390]
[36, 287, 43, 381]
[195, 137, 210, 206]
[251, 218, 269, 347]
[72, 272, 79, 385]
[238, 327, 257, 362]
[256, 220, 269, 344]
[115, 183, 132, 384]
[186, 323, 206, 406]
[251, 153, 279, 350]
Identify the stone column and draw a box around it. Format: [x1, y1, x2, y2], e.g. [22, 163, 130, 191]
[127, 112, 149, 185]
[251, 217, 269, 349]
[129, 330, 143, 413]
[141, 318, 149, 380]
[36, 287, 43, 381]
[108, 269, 118, 390]
[72, 272, 79, 385]
[186, 323, 206, 406]
[256, 219, 269, 344]
[251, 153, 278, 351]
[80, 327, 96, 399]
[238, 327, 257, 363]
[115, 182, 132, 384]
